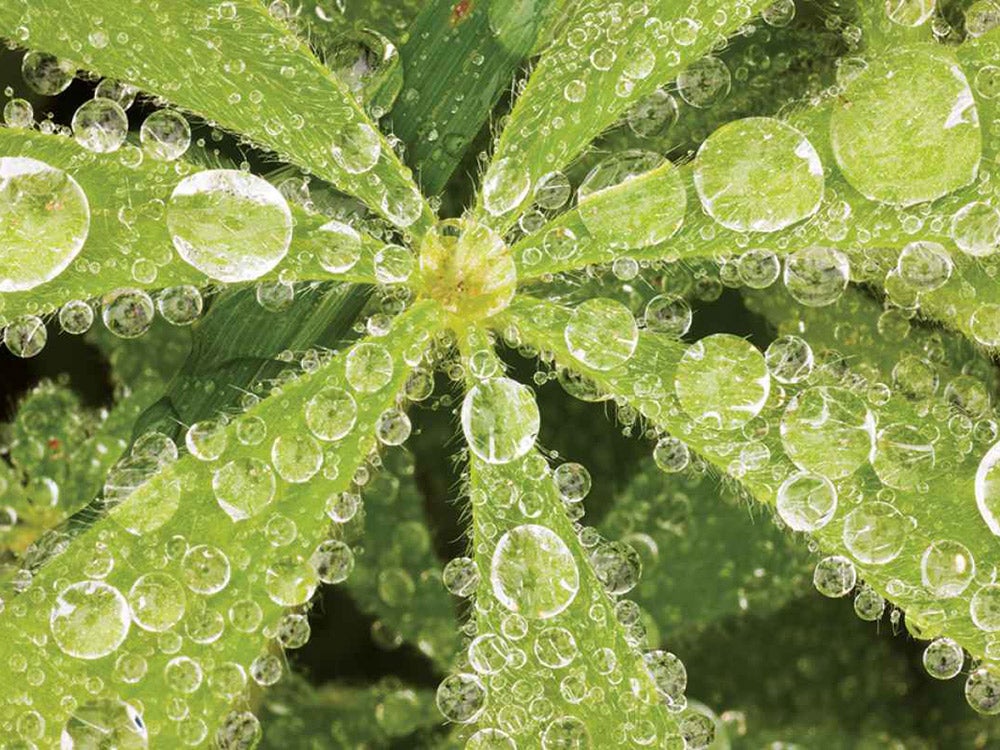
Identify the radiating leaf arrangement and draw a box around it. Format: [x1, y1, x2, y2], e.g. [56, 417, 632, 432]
[2, 0, 1000, 747]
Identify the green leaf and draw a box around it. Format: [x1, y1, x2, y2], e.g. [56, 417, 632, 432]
[0, 127, 383, 325]
[132, 282, 369, 442]
[472, 0, 772, 230]
[600, 459, 812, 639]
[501, 295, 1000, 686]
[446, 329, 681, 747]
[390, 0, 564, 195]
[0, 0, 433, 231]
[0, 300, 443, 746]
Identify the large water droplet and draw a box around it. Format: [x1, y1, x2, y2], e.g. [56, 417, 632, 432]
[490, 524, 579, 619]
[564, 298, 638, 371]
[674, 334, 770, 431]
[781, 386, 875, 479]
[694, 117, 824, 232]
[50, 581, 130, 659]
[0, 157, 90, 292]
[830, 48, 980, 206]
[462, 377, 540, 464]
[167, 169, 293, 282]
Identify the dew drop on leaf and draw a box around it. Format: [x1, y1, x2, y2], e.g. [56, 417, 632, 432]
[72, 98, 129, 153]
[813, 555, 857, 597]
[128, 572, 186, 632]
[140, 109, 192, 161]
[50, 581, 131, 660]
[830, 48, 980, 206]
[490, 524, 579, 619]
[776, 472, 837, 532]
[271, 434, 323, 483]
[305, 386, 358, 441]
[21, 51, 75, 95]
[213, 457, 277, 519]
[436, 672, 487, 723]
[316, 219, 362, 273]
[781, 386, 875, 479]
[694, 117, 824, 233]
[181, 544, 231, 595]
[923, 637, 964, 680]
[921, 540, 975, 598]
[950, 201, 1000, 257]
[564, 298, 638, 371]
[3, 314, 47, 358]
[783, 246, 850, 307]
[0, 156, 90, 292]
[330, 121, 381, 174]
[61, 699, 147, 749]
[842, 502, 908, 565]
[483, 157, 531, 217]
[345, 342, 394, 393]
[167, 169, 293, 282]
[674, 334, 770, 431]
[462, 377, 540, 464]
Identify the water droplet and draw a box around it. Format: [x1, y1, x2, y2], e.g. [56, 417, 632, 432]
[564, 298, 638, 371]
[317, 219, 362, 273]
[3, 97, 33, 128]
[50, 581, 130, 659]
[21, 51, 75, 95]
[813, 555, 856, 597]
[0, 156, 90, 292]
[643, 650, 687, 706]
[167, 169, 293, 282]
[781, 386, 875, 478]
[373, 244, 415, 284]
[345, 342, 394, 392]
[330, 121, 381, 174]
[675, 334, 770, 430]
[271, 434, 323, 483]
[483, 158, 531, 217]
[182, 544, 231, 594]
[491, 524, 579, 619]
[266, 555, 319, 606]
[140, 109, 191, 161]
[897, 240, 953, 290]
[312, 539, 355, 584]
[776, 472, 837, 531]
[436, 673, 487, 723]
[327, 30, 403, 114]
[467, 728, 516, 749]
[694, 117, 824, 232]
[830, 48, 980, 206]
[72, 98, 128, 153]
[842, 502, 908, 565]
[462, 377, 540, 464]
[4, 315, 47, 358]
[644, 294, 692, 336]
[677, 56, 731, 108]
[102, 288, 155, 338]
[591, 540, 642, 595]
[128, 572, 185, 632]
[951, 201, 1000, 257]
[375, 408, 412, 445]
[921, 540, 975, 598]
[213, 457, 276, 520]
[783, 246, 850, 307]
[553, 463, 591, 502]
[305, 387, 358, 441]
[158, 285, 203, 326]
[443, 556, 479, 597]
[61, 699, 147, 749]
[653, 436, 690, 473]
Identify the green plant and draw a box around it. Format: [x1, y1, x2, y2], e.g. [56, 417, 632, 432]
[1, 0, 1000, 747]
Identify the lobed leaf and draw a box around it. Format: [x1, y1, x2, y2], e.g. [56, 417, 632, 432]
[0, 0, 433, 231]
[0, 300, 443, 746]
[472, 0, 771, 231]
[501, 295, 1000, 703]
[0, 126, 383, 326]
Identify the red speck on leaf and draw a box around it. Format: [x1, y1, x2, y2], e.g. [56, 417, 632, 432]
[450, 0, 472, 26]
